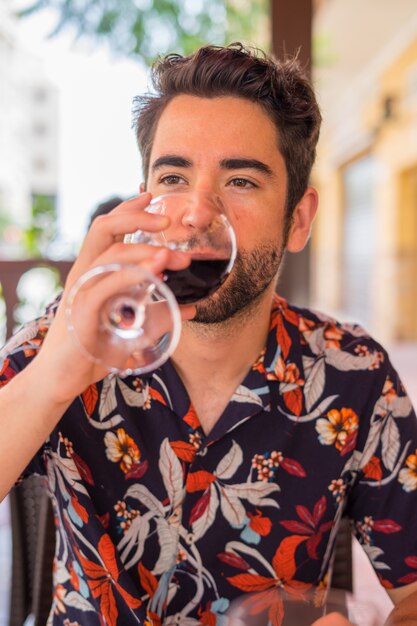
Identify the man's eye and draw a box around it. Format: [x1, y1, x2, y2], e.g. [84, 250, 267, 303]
[160, 175, 185, 185]
[229, 178, 255, 188]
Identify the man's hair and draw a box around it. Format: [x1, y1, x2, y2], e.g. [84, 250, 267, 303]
[133, 42, 321, 224]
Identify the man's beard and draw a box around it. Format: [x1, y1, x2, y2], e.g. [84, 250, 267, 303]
[191, 242, 284, 324]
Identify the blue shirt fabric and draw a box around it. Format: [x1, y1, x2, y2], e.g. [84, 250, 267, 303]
[1, 294, 417, 626]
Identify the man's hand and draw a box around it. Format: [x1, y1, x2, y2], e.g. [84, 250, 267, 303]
[311, 613, 355, 625]
[34, 192, 195, 403]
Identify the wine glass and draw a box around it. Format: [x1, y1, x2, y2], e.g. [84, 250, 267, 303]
[66, 263, 181, 376]
[65, 192, 236, 376]
[125, 192, 236, 304]
[226, 588, 382, 626]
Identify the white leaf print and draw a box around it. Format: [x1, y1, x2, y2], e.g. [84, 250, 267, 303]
[153, 518, 180, 575]
[325, 349, 380, 371]
[54, 561, 71, 584]
[374, 397, 389, 416]
[3, 325, 35, 352]
[53, 454, 89, 496]
[215, 441, 243, 480]
[359, 419, 382, 469]
[305, 328, 326, 355]
[381, 415, 401, 471]
[99, 376, 117, 420]
[219, 486, 246, 527]
[118, 512, 152, 569]
[159, 438, 185, 511]
[230, 385, 263, 407]
[225, 540, 276, 577]
[304, 357, 326, 412]
[278, 394, 339, 423]
[64, 591, 95, 611]
[124, 484, 165, 516]
[117, 378, 148, 408]
[389, 395, 413, 418]
[362, 544, 391, 571]
[228, 481, 280, 507]
[258, 497, 281, 509]
[302, 355, 316, 378]
[86, 414, 124, 429]
[362, 441, 412, 488]
[193, 484, 219, 540]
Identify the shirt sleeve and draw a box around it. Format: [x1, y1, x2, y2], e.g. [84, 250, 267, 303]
[345, 350, 417, 590]
[0, 297, 61, 480]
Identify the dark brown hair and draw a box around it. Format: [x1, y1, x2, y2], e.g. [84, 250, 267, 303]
[133, 43, 321, 222]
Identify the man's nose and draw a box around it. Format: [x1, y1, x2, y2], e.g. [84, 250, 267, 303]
[181, 192, 225, 231]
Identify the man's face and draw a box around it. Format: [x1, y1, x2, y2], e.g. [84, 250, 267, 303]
[146, 95, 289, 323]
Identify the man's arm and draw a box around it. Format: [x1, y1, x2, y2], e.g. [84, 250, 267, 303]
[0, 193, 194, 501]
[385, 581, 417, 625]
[0, 357, 74, 501]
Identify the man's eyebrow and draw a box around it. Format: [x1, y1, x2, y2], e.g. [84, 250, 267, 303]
[219, 158, 274, 177]
[151, 155, 192, 171]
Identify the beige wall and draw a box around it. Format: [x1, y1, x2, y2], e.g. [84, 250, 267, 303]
[312, 6, 417, 343]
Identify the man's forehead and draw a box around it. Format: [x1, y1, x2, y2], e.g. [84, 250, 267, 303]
[155, 93, 272, 126]
[150, 95, 282, 167]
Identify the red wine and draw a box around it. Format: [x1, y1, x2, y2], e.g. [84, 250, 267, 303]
[164, 258, 230, 304]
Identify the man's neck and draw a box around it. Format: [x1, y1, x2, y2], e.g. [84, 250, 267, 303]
[172, 287, 275, 385]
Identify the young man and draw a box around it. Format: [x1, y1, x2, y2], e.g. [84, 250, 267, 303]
[1, 44, 416, 625]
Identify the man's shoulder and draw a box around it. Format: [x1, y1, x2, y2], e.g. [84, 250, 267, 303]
[0, 294, 62, 372]
[273, 295, 387, 361]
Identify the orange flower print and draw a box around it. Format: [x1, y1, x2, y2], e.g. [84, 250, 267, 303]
[328, 478, 347, 504]
[315, 408, 358, 455]
[53, 584, 68, 614]
[382, 378, 398, 404]
[273, 357, 304, 386]
[253, 348, 267, 374]
[399, 450, 417, 492]
[299, 316, 316, 336]
[323, 323, 344, 350]
[104, 428, 140, 473]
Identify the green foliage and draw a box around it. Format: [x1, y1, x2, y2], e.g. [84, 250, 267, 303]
[17, 0, 270, 64]
[22, 194, 57, 258]
[0, 210, 11, 236]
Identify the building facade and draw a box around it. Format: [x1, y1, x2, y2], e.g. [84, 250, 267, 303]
[312, 0, 417, 343]
[0, 0, 59, 257]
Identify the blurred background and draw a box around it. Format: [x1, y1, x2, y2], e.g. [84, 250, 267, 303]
[0, 0, 416, 623]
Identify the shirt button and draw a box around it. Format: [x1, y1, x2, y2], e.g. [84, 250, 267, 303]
[185, 532, 195, 545]
[174, 613, 182, 624]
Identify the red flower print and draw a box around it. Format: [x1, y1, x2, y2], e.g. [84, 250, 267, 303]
[280, 496, 333, 559]
[75, 534, 141, 626]
[398, 556, 417, 585]
[227, 535, 311, 626]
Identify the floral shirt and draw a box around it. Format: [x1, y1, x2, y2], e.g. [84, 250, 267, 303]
[1, 294, 417, 626]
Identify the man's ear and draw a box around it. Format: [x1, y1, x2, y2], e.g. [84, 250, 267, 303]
[139, 182, 146, 193]
[286, 187, 318, 253]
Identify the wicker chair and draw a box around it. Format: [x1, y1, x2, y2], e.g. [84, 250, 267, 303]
[8, 476, 55, 626]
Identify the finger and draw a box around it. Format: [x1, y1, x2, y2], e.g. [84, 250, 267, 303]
[81, 193, 171, 258]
